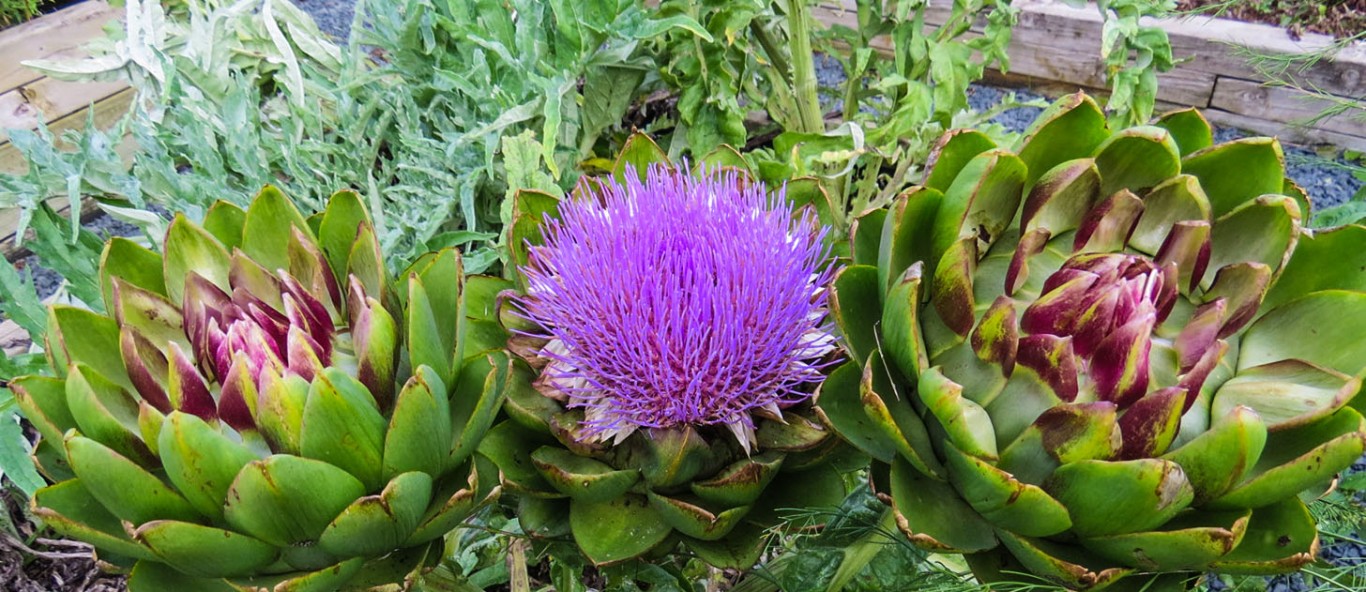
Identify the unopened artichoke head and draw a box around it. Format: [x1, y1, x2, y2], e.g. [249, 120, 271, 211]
[14, 187, 507, 591]
[822, 93, 1366, 589]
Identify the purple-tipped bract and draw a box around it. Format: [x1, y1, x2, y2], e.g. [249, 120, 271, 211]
[517, 165, 836, 446]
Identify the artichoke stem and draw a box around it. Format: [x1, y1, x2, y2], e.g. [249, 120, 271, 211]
[823, 506, 896, 592]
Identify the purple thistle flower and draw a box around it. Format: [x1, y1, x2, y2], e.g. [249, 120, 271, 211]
[516, 165, 837, 449]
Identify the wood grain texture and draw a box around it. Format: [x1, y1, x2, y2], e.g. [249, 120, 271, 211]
[0, 1, 121, 92]
[0, 86, 136, 175]
[815, 1, 1215, 107]
[814, 0, 1365, 147]
[0, 3, 136, 270]
[0, 318, 33, 356]
[1211, 77, 1366, 139]
[0, 89, 136, 261]
[0, 77, 128, 143]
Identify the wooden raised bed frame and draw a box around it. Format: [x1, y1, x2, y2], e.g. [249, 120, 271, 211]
[814, 0, 1366, 150]
[0, 1, 128, 168]
[0, 1, 129, 258]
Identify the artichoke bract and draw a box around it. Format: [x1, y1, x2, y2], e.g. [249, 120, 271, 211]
[823, 93, 1366, 589]
[487, 136, 854, 568]
[12, 187, 508, 591]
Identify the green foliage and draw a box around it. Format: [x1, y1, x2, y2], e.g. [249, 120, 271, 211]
[730, 485, 987, 592]
[0, 205, 105, 501]
[647, 0, 1016, 225]
[0, 1, 1360, 589]
[824, 91, 1365, 588]
[1308, 151, 1366, 229]
[1296, 471, 1366, 590]
[1086, 0, 1178, 127]
[648, 0, 1023, 170]
[8, 188, 513, 590]
[0, 386, 44, 498]
[0, 0, 40, 27]
[650, 0, 770, 157]
[640, 0, 1180, 234]
[354, 0, 704, 231]
[5, 0, 707, 276]
[806, 0, 1027, 228]
[1226, 31, 1366, 230]
[0, 246, 49, 499]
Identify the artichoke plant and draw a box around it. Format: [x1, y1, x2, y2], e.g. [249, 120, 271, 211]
[12, 187, 509, 591]
[484, 135, 855, 568]
[821, 93, 1366, 589]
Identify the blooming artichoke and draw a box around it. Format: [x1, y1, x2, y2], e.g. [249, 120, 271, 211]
[821, 94, 1366, 589]
[12, 187, 509, 591]
[485, 135, 854, 568]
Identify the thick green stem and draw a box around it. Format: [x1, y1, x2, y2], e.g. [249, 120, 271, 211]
[728, 556, 790, 592]
[840, 60, 860, 125]
[729, 507, 897, 592]
[690, 0, 710, 82]
[750, 19, 793, 88]
[784, 0, 824, 135]
[824, 507, 896, 592]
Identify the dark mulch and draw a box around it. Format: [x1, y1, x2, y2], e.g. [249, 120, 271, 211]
[1178, 0, 1366, 39]
[0, 487, 125, 592]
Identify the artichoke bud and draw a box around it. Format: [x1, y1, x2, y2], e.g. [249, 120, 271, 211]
[825, 93, 1366, 588]
[15, 187, 507, 591]
[1020, 253, 1169, 406]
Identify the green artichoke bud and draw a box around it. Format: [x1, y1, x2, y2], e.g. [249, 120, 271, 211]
[822, 93, 1366, 589]
[13, 187, 507, 591]
[486, 135, 854, 569]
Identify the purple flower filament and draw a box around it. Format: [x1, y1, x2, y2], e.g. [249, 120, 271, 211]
[519, 164, 836, 446]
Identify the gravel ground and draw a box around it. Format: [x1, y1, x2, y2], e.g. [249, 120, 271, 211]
[18, 212, 140, 303]
[295, 0, 353, 40]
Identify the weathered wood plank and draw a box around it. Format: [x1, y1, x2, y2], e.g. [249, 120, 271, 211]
[1, 317, 33, 356]
[0, 77, 128, 143]
[1143, 13, 1364, 100]
[846, 0, 1364, 95]
[0, 1, 121, 92]
[814, 0, 1365, 147]
[977, 69, 1366, 152]
[1211, 77, 1366, 139]
[997, 26, 1215, 107]
[815, 1, 1216, 107]
[1200, 107, 1366, 153]
[0, 88, 138, 261]
[0, 86, 136, 175]
[913, 0, 1365, 103]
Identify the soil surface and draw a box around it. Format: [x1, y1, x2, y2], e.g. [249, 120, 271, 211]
[1178, 0, 1366, 39]
[0, 489, 125, 592]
